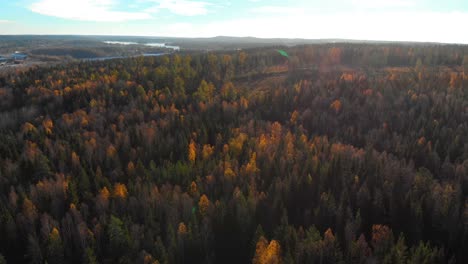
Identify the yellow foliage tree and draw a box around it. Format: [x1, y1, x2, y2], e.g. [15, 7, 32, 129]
[189, 181, 198, 196]
[100, 187, 110, 200]
[188, 140, 197, 164]
[224, 167, 236, 180]
[290, 110, 299, 125]
[253, 236, 268, 264]
[263, 240, 281, 264]
[330, 100, 342, 114]
[371, 224, 393, 254]
[199, 194, 210, 216]
[71, 152, 80, 168]
[245, 153, 259, 175]
[271, 122, 282, 143]
[178, 222, 187, 235]
[143, 253, 159, 264]
[258, 134, 268, 151]
[341, 73, 354, 82]
[253, 236, 282, 264]
[50, 227, 60, 240]
[229, 133, 247, 157]
[22, 122, 37, 134]
[195, 80, 215, 102]
[240, 97, 249, 110]
[324, 228, 336, 244]
[113, 183, 128, 199]
[23, 197, 38, 221]
[127, 161, 135, 175]
[106, 145, 117, 157]
[42, 118, 54, 135]
[202, 144, 214, 160]
[220, 82, 237, 101]
[449, 72, 460, 88]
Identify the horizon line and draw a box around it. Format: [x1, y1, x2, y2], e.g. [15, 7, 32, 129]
[1, 34, 468, 46]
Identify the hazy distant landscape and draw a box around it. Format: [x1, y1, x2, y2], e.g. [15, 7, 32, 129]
[0, 35, 340, 72]
[2, 34, 463, 71]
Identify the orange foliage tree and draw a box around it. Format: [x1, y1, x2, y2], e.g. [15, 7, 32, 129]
[253, 236, 282, 264]
[188, 140, 197, 164]
[330, 100, 342, 114]
[113, 183, 128, 199]
[198, 194, 211, 216]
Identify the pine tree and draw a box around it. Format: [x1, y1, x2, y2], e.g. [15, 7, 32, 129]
[46, 228, 64, 264]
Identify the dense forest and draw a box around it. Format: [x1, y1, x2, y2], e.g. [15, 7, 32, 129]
[0, 43, 467, 263]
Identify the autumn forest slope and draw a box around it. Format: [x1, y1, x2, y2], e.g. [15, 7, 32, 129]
[0, 44, 467, 263]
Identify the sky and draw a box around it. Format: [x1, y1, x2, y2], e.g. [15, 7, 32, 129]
[0, 0, 467, 43]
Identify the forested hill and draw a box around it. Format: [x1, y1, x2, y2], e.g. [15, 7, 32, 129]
[0, 43, 467, 263]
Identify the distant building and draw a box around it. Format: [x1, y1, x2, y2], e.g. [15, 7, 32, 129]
[11, 52, 28, 63]
[0, 56, 8, 65]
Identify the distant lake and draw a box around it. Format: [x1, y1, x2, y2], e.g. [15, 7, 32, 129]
[103, 41, 180, 51]
[144, 43, 180, 51]
[84, 53, 167, 62]
[103, 41, 138, 45]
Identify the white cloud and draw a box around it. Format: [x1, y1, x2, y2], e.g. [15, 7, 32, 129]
[0, 20, 13, 23]
[29, 0, 152, 22]
[250, 6, 306, 15]
[12, 1, 468, 44]
[154, 11, 468, 44]
[146, 0, 210, 16]
[351, 0, 416, 8]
